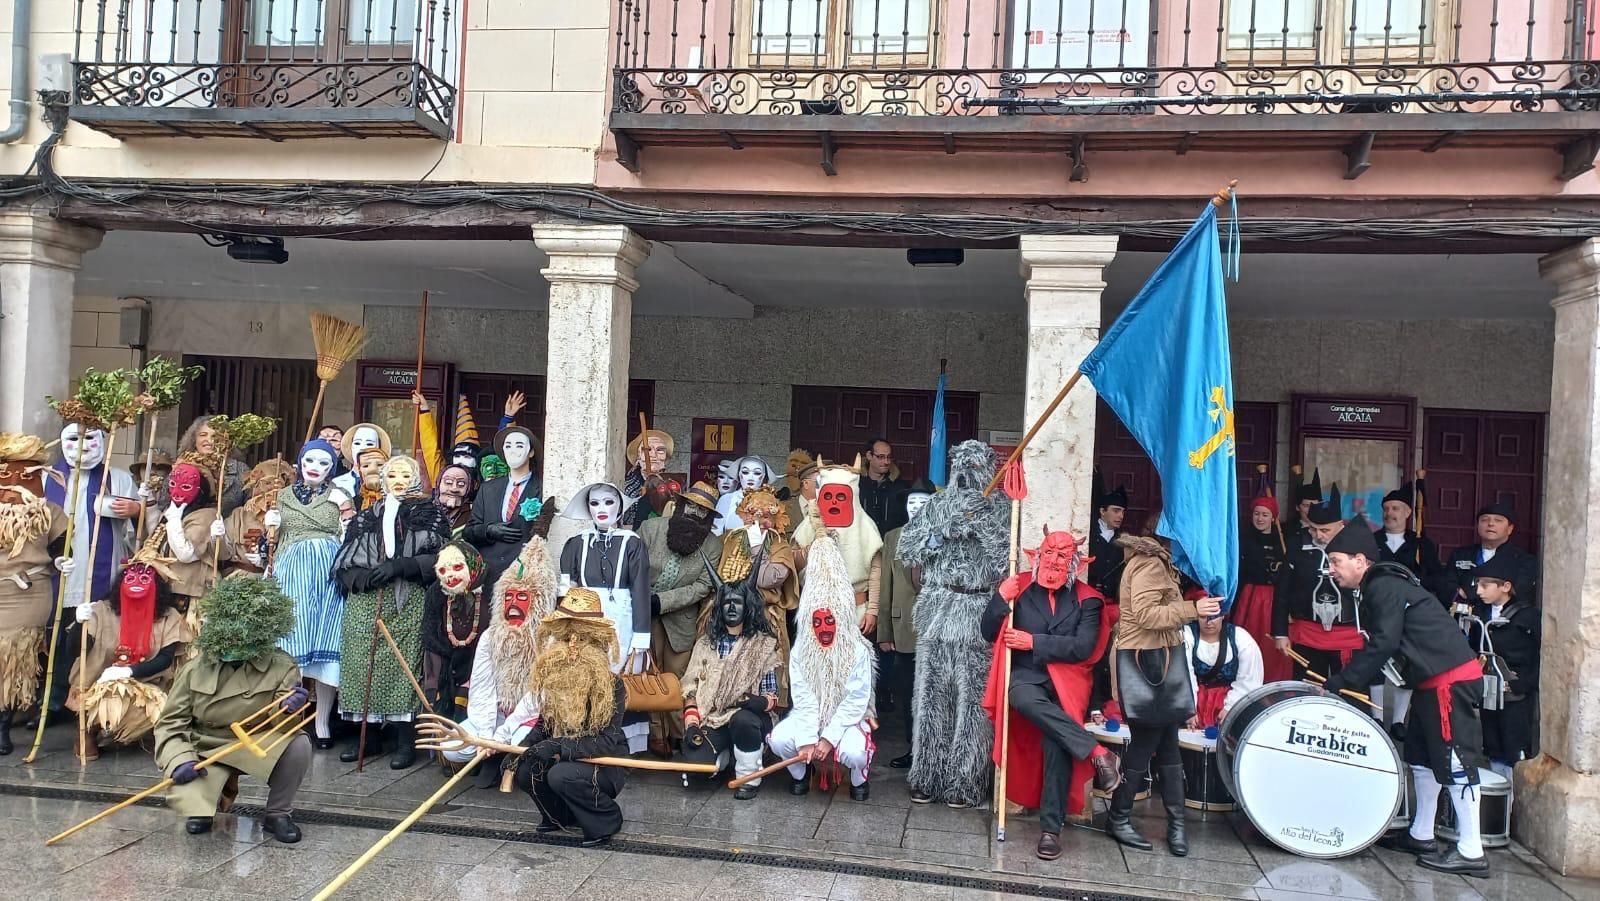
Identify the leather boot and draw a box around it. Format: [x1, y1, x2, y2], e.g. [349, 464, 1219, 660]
[1106, 768, 1152, 851]
[0, 710, 13, 756]
[389, 722, 418, 770]
[1158, 765, 1188, 857]
[339, 728, 382, 763]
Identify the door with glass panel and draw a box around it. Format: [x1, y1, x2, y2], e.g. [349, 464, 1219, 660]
[733, 0, 937, 115]
[224, 0, 419, 108]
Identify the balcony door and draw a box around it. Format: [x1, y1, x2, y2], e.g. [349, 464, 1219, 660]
[222, 0, 419, 107]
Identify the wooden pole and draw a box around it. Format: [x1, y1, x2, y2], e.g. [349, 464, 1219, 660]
[23, 459, 87, 764]
[209, 438, 229, 583]
[410, 291, 429, 461]
[983, 371, 1082, 497]
[77, 429, 120, 764]
[376, 618, 433, 715]
[304, 382, 329, 445]
[356, 592, 381, 773]
[728, 754, 806, 789]
[134, 412, 158, 542]
[995, 493, 1022, 842]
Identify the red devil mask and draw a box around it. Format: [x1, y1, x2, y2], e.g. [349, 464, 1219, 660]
[503, 587, 532, 626]
[168, 462, 204, 506]
[116, 563, 159, 664]
[1034, 530, 1080, 591]
[818, 483, 855, 529]
[811, 609, 838, 648]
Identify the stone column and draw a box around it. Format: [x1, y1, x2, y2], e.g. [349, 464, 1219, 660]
[1521, 240, 1600, 876]
[532, 225, 649, 507]
[0, 212, 103, 437]
[1017, 235, 1119, 542]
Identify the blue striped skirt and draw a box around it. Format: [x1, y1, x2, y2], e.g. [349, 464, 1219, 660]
[275, 536, 345, 686]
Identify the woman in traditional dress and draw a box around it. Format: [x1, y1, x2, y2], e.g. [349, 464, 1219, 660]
[269, 439, 348, 749]
[332, 455, 449, 768]
[1231, 496, 1293, 684]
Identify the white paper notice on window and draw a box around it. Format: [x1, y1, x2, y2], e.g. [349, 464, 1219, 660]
[1009, 0, 1151, 72]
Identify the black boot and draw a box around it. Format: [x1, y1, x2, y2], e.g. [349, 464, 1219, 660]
[389, 722, 418, 770]
[185, 817, 214, 835]
[1106, 768, 1152, 851]
[1158, 765, 1188, 857]
[262, 814, 302, 844]
[0, 710, 13, 756]
[339, 728, 382, 763]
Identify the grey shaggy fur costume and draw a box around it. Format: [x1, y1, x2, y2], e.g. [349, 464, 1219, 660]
[896, 440, 1011, 806]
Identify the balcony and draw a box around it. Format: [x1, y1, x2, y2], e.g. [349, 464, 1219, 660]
[70, 0, 458, 140]
[609, 0, 1600, 178]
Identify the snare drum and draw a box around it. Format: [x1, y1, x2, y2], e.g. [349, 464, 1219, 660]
[1436, 768, 1511, 849]
[1180, 733, 1236, 812]
[1218, 681, 1404, 859]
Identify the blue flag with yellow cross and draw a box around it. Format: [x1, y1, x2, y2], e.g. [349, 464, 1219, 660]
[1079, 201, 1240, 605]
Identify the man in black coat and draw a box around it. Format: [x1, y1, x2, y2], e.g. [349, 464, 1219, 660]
[462, 426, 543, 594]
[1272, 503, 1361, 682]
[858, 438, 910, 535]
[1323, 520, 1490, 879]
[1376, 484, 1445, 591]
[1087, 485, 1128, 601]
[1436, 503, 1538, 610]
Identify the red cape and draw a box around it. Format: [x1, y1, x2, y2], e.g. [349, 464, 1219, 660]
[983, 577, 1117, 814]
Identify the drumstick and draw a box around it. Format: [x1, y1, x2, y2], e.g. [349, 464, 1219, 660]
[728, 754, 806, 789]
[1299, 669, 1378, 709]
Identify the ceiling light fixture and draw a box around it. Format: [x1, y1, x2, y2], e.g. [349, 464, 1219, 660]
[203, 233, 288, 264]
[907, 248, 963, 268]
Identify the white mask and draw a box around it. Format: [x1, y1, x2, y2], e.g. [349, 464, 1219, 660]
[349, 427, 381, 455]
[502, 434, 532, 471]
[300, 449, 334, 486]
[906, 493, 931, 520]
[61, 424, 106, 470]
[588, 487, 621, 531]
[716, 462, 738, 495]
[451, 451, 477, 469]
[738, 459, 768, 492]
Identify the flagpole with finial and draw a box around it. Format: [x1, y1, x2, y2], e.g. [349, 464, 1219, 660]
[985, 181, 1238, 498]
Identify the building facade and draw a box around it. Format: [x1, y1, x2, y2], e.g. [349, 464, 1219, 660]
[2, 0, 1600, 875]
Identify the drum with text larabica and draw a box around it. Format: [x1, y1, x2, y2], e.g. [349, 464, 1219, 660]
[1218, 681, 1404, 859]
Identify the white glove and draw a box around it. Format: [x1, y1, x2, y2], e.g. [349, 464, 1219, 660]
[74, 603, 93, 624]
[264, 510, 282, 529]
[97, 665, 133, 684]
[163, 503, 186, 523]
[54, 555, 75, 575]
[245, 551, 263, 568]
[209, 519, 227, 539]
[745, 523, 765, 548]
[136, 484, 152, 501]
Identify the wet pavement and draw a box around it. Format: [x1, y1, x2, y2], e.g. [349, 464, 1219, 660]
[4, 720, 1598, 900]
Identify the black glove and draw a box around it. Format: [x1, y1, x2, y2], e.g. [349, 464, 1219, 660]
[487, 523, 522, 543]
[650, 593, 662, 617]
[774, 486, 792, 502]
[338, 569, 371, 595]
[530, 739, 562, 765]
[738, 694, 770, 715]
[368, 560, 399, 588]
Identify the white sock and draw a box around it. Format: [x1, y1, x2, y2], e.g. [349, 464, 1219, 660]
[734, 748, 764, 787]
[850, 767, 868, 787]
[1447, 753, 1484, 859]
[1410, 766, 1441, 842]
[314, 681, 336, 739]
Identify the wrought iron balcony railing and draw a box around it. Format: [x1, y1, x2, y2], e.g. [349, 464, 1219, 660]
[612, 0, 1600, 117]
[70, 0, 458, 139]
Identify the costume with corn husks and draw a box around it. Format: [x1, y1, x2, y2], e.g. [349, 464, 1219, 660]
[220, 458, 295, 578]
[0, 433, 66, 754]
[713, 487, 799, 704]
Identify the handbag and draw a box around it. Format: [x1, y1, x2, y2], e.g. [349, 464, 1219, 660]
[1114, 645, 1196, 723]
[620, 651, 683, 713]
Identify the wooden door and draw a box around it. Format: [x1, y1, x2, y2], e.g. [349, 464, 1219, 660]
[789, 385, 979, 482]
[181, 355, 319, 465]
[456, 373, 655, 453]
[1093, 399, 1277, 532]
[1422, 409, 1545, 559]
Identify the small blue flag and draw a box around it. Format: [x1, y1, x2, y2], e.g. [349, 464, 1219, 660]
[1079, 201, 1240, 604]
[929, 369, 948, 487]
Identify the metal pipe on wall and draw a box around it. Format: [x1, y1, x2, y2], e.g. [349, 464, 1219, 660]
[0, 0, 33, 143]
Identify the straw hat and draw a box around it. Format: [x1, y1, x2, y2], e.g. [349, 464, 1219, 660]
[678, 480, 720, 514]
[541, 586, 615, 631]
[130, 448, 175, 482]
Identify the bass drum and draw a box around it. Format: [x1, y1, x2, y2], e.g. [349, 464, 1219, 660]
[1217, 681, 1404, 859]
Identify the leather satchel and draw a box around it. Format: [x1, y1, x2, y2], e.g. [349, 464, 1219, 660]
[620, 651, 683, 713]
[1114, 646, 1196, 724]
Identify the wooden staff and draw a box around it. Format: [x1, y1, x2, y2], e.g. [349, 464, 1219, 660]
[414, 714, 720, 772]
[208, 441, 229, 582]
[983, 180, 1237, 498]
[77, 428, 121, 764]
[46, 698, 311, 844]
[994, 459, 1026, 842]
[356, 590, 382, 773]
[409, 290, 429, 463]
[23, 458, 87, 764]
[376, 617, 434, 716]
[728, 753, 806, 789]
[134, 411, 159, 542]
[1281, 647, 1378, 709]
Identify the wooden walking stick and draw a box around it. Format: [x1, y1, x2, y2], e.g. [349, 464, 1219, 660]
[46, 697, 312, 845]
[23, 453, 85, 764]
[134, 411, 158, 542]
[409, 291, 429, 464]
[376, 617, 434, 716]
[984, 181, 1238, 498]
[414, 714, 721, 772]
[994, 458, 1027, 842]
[356, 592, 382, 773]
[728, 754, 807, 789]
[305, 313, 368, 444]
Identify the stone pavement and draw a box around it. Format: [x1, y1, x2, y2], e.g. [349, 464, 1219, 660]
[4, 721, 1598, 901]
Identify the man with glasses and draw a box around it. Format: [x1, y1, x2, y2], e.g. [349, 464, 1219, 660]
[858, 439, 909, 535]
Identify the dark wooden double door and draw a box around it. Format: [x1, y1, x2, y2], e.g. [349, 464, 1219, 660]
[789, 385, 980, 483]
[457, 373, 656, 452]
[1422, 409, 1544, 558]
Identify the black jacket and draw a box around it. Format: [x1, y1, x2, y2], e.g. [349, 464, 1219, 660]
[859, 474, 910, 535]
[1467, 601, 1541, 696]
[1376, 530, 1445, 592]
[462, 474, 538, 586]
[522, 679, 629, 763]
[1324, 564, 1477, 694]
[1438, 542, 1538, 609]
[1087, 526, 1126, 600]
[981, 582, 1103, 687]
[1272, 540, 1357, 636]
[1240, 526, 1286, 586]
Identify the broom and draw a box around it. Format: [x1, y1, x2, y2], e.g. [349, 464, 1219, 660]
[305, 313, 367, 444]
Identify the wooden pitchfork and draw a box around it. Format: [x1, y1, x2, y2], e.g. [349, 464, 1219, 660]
[47, 695, 315, 845]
